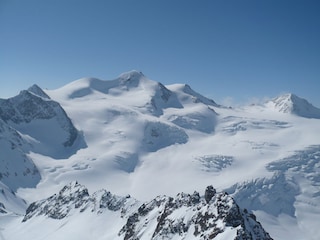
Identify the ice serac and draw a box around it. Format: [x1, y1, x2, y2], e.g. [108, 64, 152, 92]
[143, 121, 188, 152]
[22, 182, 272, 240]
[0, 85, 84, 158]
[269, 93, 320, 119]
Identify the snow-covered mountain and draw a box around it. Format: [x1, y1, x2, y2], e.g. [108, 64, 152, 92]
[266, 93, 320, 118]
[0, 85, 85, 213]
[1, 70, 320, 239]
[0, 84, 85, 158]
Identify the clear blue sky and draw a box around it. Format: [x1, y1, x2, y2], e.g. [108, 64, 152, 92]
[1, 0, 320, 107]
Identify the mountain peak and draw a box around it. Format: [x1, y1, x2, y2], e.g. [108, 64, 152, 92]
[118, 70, 145, 79]
[117, 70, 145, 86]
[269, 93, 320, 118]
[278, 93, 300, 103]
[27, 84, 50, 99]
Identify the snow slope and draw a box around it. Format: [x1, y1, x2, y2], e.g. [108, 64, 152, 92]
[0, 118, 40, 192]
[1, 70, 320, 239]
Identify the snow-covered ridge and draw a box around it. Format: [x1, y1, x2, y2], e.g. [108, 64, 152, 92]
[167, 83, 219, 107]
[20, 182, 272, 240]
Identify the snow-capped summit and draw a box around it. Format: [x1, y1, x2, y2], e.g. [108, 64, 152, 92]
[49, 71, 219, 119]
[27, 84, 50, 99]
[59, 70, 158, 97]
[117, 70, 145, 87]
[51, 70, 183, 116]
[267, 93, 320, 118]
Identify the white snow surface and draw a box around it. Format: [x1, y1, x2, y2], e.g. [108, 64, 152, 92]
[1, 70, 320, 239]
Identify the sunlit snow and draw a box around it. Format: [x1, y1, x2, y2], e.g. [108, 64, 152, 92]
[1, 70, 320, 239]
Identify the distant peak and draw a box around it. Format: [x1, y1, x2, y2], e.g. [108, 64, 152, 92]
[273, 93, 307, 106]
[182, 84, 192, 92]
[115, 70, 147, 88]
[181, 84, 219, 107]
[278, 93, 298, 101]
[118, 70, 145, 81]
[27, 84, 50, 99]
[270, 93, 320, 119]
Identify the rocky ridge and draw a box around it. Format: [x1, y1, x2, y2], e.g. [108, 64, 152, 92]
[22, 182, 272, 240]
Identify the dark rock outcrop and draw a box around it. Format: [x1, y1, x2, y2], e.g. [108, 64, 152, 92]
[23, 182, 273, 240]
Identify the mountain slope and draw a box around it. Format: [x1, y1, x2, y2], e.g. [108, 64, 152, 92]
[5, 182, 272, 240]
[0, 84, 85, 159]
[0, 181, 27, 215]
[0, 118, 40, 192]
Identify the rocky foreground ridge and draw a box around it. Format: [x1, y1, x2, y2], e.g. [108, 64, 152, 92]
[22, 182, 272, 240]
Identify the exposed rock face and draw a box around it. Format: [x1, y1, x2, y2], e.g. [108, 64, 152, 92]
[0, 85, 79, 148]
[0, 84, 85, 160]
[23, 181, 133, 221]
[204, 185, 216, 203]
[120, 189, 272, 240]
[22, 182, 273, 240]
